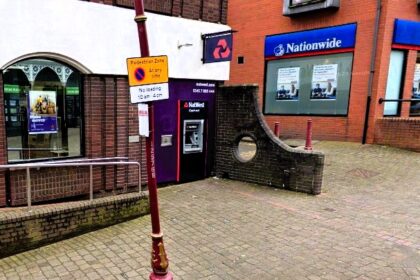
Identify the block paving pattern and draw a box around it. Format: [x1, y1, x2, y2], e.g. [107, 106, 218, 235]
[0, 141, 419, 279]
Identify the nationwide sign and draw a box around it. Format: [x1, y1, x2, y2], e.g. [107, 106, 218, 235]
[264, 23, 357, 59]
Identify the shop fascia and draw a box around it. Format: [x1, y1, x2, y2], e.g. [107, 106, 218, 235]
[275, 38, 343, 56]
[266, 23, 357, 58]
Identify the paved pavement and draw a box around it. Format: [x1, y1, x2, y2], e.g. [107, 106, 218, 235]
[0, 141, 419, 279]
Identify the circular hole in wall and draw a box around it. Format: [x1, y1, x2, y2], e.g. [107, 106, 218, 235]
[235, 136, 257, 162]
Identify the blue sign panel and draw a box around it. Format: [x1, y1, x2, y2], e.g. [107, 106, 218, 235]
[265, 23, 357, 58]
[203, 32, 233, 63]
[393, 19, 420, 47]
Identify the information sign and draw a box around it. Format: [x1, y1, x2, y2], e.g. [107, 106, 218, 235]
[127, 55, 169, 87]
[130, 83, 169, 103]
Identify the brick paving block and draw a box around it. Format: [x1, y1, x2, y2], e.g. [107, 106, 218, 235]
[0, 142, 419, 279]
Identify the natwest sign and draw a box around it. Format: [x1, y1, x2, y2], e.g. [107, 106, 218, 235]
[265, 23, 357, 58]
[184, 102, 205, 108]
[203, 31, 233, 63]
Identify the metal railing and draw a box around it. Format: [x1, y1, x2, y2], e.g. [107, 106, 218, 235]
[7, 147, 69, 160]
[378, 98, 419, 104]
[0, 157, 142, 210]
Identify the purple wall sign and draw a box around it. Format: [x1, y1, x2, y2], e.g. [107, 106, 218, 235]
[153, 80, 216, 183]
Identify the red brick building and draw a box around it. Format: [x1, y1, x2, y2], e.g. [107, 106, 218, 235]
[227, 0, 420, 151]
[0, 0, 230, 207]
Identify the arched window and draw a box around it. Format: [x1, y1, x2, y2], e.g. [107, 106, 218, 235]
[3, 58, 83, 162]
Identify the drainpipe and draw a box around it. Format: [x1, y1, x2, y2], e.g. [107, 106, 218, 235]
[362, 0, 382, 144]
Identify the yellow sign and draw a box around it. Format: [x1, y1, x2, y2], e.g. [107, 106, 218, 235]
[127, 55, 169, 87]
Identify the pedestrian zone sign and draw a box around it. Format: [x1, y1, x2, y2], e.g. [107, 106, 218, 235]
[127, 55, 169, 87]
[127, 55, 169, 103]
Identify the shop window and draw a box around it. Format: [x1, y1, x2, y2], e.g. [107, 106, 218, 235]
[264, 52, 353, 116]
[3, 58, 83, 162]
[383, 50, 406, 116]
[283, 0, 339, 16]
[410, 52, 420, 116]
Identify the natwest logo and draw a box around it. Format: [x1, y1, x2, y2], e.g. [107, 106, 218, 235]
[274, 37, 342, 57]
[184, 102, 205, 108]
[213, 39, 231, 59]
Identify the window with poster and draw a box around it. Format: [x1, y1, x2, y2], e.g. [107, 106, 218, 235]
[2, 58, 83, 162]
[263, 23, 356, 116]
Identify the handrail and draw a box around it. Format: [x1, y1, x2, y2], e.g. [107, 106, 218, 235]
[7, 147, 69, 160]
[0, 157, 142, 211]
[40, 157, 129, 164]
[8, 147, 62, 151]
[379, 98, 420, 104]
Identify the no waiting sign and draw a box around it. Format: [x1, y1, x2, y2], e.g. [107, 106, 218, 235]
[127, 55, 169, 87]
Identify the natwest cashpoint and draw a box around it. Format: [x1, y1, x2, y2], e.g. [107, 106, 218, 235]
[228, 0, 420, 151]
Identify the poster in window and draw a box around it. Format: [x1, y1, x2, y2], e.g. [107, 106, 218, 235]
[276, 67, 300, 101]
[311, 64, 338, 100]
[27, 91, 58, 134]
[412, 64, 420, 100]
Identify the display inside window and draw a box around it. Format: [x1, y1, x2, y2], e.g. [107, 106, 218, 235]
[264, 53, 353, 115]
[276, 67, 300, 101]
[310, 64, 337, 100]
[3, 58, 83, 162]
[410, 59, 420, 116]
[412, 64, 420, 99]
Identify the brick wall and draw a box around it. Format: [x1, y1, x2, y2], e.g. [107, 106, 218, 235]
[9, 168, 90, 206]
[227, 0, 420, 147]
[95, 0, 228, 24]
[366, 1, 420, 143]
[215, 85, 325, 195]
[7, 75, 147, 206]
[0, 73, 6, 207]
[374, 118, 420, 152]
[227, 0, 378, 143]
[0, 193, 149, 258]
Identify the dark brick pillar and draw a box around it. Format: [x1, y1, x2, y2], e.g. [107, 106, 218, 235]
[215, 85, 325, 195]
[115, 78, 129, 189]
[84, 76, 105, 191]
[104, 77, 117, 190]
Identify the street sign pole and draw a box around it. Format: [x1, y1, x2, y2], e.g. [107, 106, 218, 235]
[133, 1, 173, 279]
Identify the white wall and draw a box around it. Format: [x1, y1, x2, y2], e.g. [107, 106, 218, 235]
[0, 0, 230, 81]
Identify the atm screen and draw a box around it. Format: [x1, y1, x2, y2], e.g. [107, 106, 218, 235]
[183, 119, 204, 154]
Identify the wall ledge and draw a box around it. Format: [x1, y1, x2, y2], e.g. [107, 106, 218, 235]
[0, 193, 150, 258]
